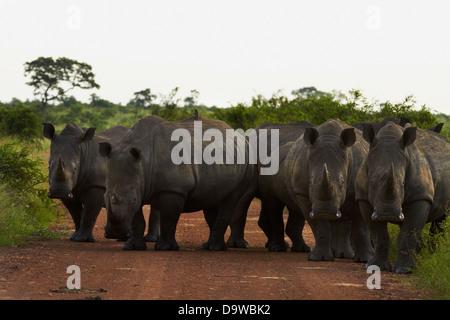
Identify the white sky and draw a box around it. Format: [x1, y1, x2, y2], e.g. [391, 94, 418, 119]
[1, 0, 449, 114]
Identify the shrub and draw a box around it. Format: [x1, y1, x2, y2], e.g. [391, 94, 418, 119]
[0, 103, 43, 143]
[0, 140, 59, 245]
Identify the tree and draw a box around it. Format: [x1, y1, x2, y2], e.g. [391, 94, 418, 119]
[160, 87, 180, 120]
[291, 86, 326, 99]
[184, 89, 199, 108]
[129, 88, 157, 109]
[24, 57, 100, 118]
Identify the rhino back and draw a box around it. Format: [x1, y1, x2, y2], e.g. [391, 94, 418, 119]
[146, 118, 251, 210]
[256, 121, 316, 147]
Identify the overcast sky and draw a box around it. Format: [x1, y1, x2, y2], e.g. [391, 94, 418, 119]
[1, 0, 449, 114]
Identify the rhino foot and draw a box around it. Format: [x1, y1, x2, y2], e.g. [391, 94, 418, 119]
[201, 241, 227, 251]
[122, 238, 147, 250]
[393, 266, 413, 274]
[155, 240, 179, 251]
[291, 243, 311, 253]
[70, 230, 96, 242]
[393, 261, 415, 274]
[334, 249, 354, 259]
[308, 249, 334, 261]
[144, 233, 159, 242]
[267, 242, 288, 252]
[352, 250, 373, 263]
[226, 238, 249, 249]
[366, 258, 392, 271]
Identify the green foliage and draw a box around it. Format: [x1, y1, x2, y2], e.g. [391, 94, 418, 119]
[213, 88, 441, 130]
[388, 216, 450, 299]
[376, 95, 437, 129]
[0, 139, 60, 245]
[413, 218, 450, 299]
[435, 113, 450, 138]
[0, 103, 43, 144]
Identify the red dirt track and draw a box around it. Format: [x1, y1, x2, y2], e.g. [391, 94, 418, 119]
[0, 201, 426, 300]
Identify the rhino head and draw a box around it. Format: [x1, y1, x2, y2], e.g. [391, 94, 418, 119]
[99, 141, 145, 239]
[362, 122, 417, 223]
[303, 121, 356, 220]
[43, 123, 95, 199]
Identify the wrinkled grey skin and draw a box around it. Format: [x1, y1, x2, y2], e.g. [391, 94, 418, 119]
[227, 121, 315, 252]
[281, 119, 373, 261]
[356, 122, 449, 273]
[101, 116, 165, 242]
[100, 116, 256, 251]
[43, 122, 128, 242]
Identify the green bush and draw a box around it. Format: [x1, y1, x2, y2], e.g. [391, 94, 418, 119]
[413, 217, 450, 299]
[0, 103, 43, 143]
[388, 217, 449, 299]
[211, 89, 440, 130]
[0, 140, 60, 245]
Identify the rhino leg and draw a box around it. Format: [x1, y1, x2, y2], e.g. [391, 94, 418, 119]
[154, 192, 184, 251]
[73, 188, 104, 242]
[285, 210, 311, 252]
[348, 204, 374, 263]
[307, 220, 334, 261]
[144, 206, 160, 242]
[359, 200, 392, 271]
[428, 215, 446, 251]
[123, 207, 147, 250]
[261, 197, 287, 252]
[226, 186, 256, 249]
[61, 198, 83, 241]
[330, 219, 354, 259]
[205, 195, 244, 251]
[201, 206, 219, 250]
[394, 200, 429, 274]
[294, 198, 333, 260]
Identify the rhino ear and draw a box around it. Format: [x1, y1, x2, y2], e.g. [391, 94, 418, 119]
[78, 127, 96, 144]
[42, 123, 56, 140]
[129, 147, 142, 162]
[340, 128, 356, 148]
[399, 117, 411, 127]
[400, 127, 417, 149]
[428, 123, 444, 133]
[99, 142, 112, 158]
[304, 127, 319, 147]
[362, 124, 376, 145]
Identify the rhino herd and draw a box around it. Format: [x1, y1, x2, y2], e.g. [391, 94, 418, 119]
[43, 114, 449, 274]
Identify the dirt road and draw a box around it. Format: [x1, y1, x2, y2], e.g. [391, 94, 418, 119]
[0, 201, 426, 300]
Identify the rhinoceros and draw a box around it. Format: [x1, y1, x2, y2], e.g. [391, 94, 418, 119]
[98, 116, 165, 242]
[235, 121, 316, 252]
[43, 122, 128, 242]
[99, 115, 256, 251]
[356, 122, 449, 273]
[278, 119, 373, 261]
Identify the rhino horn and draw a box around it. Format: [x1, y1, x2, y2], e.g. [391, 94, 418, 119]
[318, 163, 334, 200]
[382, 162, 396, 199]
[55, 156, 66, 181]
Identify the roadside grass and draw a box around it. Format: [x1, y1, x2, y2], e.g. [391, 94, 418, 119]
[388, 215, 449, 299]
[0, 137, 63, 246]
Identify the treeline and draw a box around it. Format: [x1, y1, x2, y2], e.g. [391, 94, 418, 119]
[0, 87, 448, 142]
